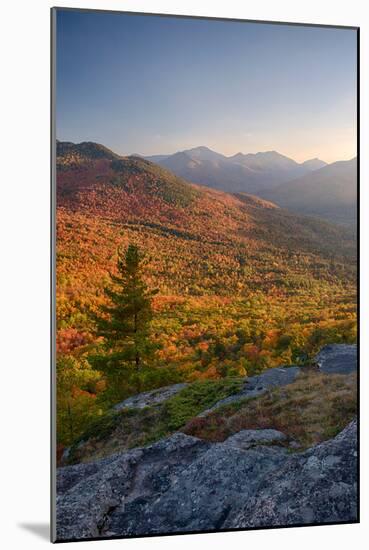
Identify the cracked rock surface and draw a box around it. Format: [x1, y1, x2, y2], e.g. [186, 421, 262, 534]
[225, 420, 357, 528]
[56, 421, 357, 540]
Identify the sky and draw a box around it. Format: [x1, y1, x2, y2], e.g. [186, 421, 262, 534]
[56, 10, 357, 163]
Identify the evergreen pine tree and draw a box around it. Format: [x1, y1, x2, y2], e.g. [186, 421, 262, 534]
[90, 244, 158, 396]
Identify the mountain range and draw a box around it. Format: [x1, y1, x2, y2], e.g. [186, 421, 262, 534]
[143, 146, 356, 226]
[144, 146, 327, 194]
[260, 158, 357, 226]
[56, 141, 355, 276]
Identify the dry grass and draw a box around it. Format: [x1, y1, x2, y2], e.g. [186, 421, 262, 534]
[183, 371, 357, 449]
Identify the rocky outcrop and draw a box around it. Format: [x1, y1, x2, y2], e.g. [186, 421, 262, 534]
[111, 344, 356, 416]
[199, 344, 357, 416]
[56, 433, 210, 540]
[199, 365, 301, 416]
[316, 344, 357, 375]
[114, 383, 188, 411]
[113, 441, 288, 536]
[56, 344, 358, 540]
[225, 420, 358, 528]
[56, 421, 357, 540]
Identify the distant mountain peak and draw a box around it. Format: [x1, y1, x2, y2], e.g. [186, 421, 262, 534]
[261, 150, 279, 156]
[187, 145, 213, 152]
[250, 150, 284, 158]
[301, 158, 328, 171]
[182, 146, 227, 162]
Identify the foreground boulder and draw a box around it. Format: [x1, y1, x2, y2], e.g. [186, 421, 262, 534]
[56, 433, 210, 540]
[56, 420, 357, 540]
[225, 420, 358, 528]
[109, 437, 288, 536]
[316, 344, 357, 375]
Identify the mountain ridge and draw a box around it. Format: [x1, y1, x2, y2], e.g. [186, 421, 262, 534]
[261, 158, 357, 226]
[145, 145, 326, 169]
[56, 140, 356, 339]
[144, 145, 328, 195]
[56, 140, 355, 263]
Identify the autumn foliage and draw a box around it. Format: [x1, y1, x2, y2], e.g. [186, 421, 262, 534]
[55, 142, 357, 448]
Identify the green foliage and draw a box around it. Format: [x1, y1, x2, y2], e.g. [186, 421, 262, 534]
[56, 356, 102, 446]
[89, 244, 159, 396]
[66, 378, 243, 464]
[162, 378, 243, 431]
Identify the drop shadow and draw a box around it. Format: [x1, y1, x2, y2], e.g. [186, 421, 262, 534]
[18, 523, 50, 541]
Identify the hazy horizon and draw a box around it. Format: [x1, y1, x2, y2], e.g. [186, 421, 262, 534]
[57, 139, 359, 166]
[56, 10, 357, 164]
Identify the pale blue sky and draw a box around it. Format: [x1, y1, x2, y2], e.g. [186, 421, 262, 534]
[56, 10, 357, 163]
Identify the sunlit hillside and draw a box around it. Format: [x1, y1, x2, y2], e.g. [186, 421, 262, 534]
[56, 141, 357, 446]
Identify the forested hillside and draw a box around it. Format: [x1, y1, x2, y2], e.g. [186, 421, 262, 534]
[56, 141, 356, 449]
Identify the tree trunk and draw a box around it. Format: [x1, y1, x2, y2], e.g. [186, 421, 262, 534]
[133, 310, 140, 370]
[67, 400, 74, 442]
